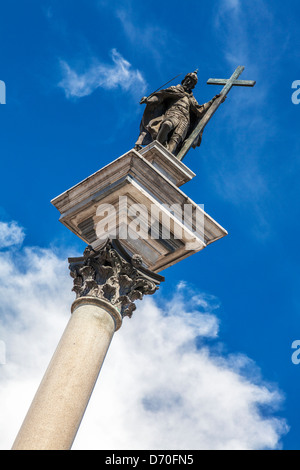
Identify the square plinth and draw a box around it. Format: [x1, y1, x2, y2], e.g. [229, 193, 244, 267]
[51, 145, 227, 273]
[138, 141, 196, 187]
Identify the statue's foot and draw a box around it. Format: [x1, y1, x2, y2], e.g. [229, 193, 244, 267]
[134, 144, 142, 151]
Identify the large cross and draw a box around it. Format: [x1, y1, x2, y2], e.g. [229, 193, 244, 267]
[176, 66, 256, 161]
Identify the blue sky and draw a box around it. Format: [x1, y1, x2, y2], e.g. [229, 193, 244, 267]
[0, 0, 300, 450]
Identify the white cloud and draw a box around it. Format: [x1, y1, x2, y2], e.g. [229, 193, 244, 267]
[0, 222, 288, 450]
[215, 0, 287, 103]
[74, 293, 287, 450]
[58, 49, 147, 99]
[116, 9, 172, 66]
[219, 0, 240, 14]
[0, 221, 25, 249]
[97, 1, 180, 68]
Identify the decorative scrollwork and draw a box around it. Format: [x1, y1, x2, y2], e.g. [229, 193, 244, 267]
[69, 240, 164, 319]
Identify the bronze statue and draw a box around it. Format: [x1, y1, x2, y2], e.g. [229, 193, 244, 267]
[134, 67, 256, 162]
[134, 70, 222, 157]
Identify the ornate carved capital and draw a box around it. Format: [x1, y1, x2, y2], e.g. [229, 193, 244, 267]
[68, 240, 164, 319]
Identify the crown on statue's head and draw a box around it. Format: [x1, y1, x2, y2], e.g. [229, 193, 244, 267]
[182, 69, 198, 85]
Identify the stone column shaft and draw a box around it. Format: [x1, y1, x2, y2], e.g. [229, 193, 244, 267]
[12, 297, 121, 451]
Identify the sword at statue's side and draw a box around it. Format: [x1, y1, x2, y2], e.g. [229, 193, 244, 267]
[140, 73, 183, 104]
[176, 66, 256, 162]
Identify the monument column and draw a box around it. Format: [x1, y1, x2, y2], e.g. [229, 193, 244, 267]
[11, 66, 253, 450]
[12, 241, 163, 451]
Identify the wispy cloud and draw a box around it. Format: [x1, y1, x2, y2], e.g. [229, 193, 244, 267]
[0, 221, 288, 450]
[58, 49, 147, 99]
[215, 0, 289, 113]
[218, 0, 241, 15]
[205, 0, 290, 238]
[98, 0, 179, 70]
[116, 8, 173, 66]
[0, 221, 25, 249]
[75, 286, 288, 450]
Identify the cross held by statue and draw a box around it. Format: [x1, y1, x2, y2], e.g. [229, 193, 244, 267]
[176, 66, 256, 161]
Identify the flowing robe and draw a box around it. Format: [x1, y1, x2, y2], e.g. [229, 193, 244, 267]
[135, 84, 214, 154]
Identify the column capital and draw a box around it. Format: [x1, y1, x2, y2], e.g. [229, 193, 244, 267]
[69, 240, 164, 321]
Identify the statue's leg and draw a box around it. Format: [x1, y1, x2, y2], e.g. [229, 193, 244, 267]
[157, 120, 173, 147]
[168, 135, 181, 154]
[168, 117, 189, 154]
[135, 131, 147, 150]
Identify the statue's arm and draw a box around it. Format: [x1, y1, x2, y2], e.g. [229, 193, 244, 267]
[139, 86, 181, 106]
[140, 94, 160, 105]
[192, 93, 225, 115]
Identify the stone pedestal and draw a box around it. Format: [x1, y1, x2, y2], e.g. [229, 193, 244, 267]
[51, 142, 227, 273]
